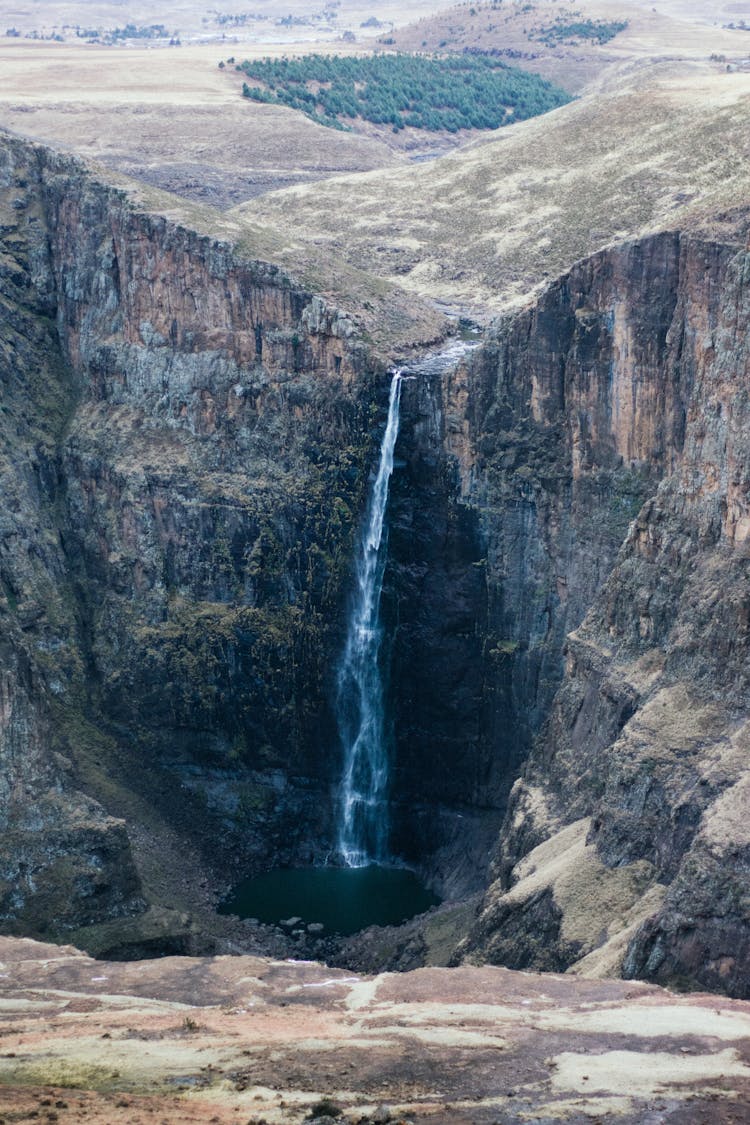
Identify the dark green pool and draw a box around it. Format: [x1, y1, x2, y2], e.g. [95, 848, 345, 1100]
[218, 864, 440, 935]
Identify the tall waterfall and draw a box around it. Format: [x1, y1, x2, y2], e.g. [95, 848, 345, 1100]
[336, 371, 403, 867]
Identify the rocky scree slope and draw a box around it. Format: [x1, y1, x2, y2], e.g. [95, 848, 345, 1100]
[0, 131, 442, 954]
[448, 221, 750, 998]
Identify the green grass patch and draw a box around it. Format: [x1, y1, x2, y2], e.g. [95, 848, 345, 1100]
[239, 52, 571, 133]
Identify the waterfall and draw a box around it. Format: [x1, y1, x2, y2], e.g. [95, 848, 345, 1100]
[336, 370, 403, 867]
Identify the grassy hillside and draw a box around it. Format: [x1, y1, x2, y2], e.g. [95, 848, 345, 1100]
[244, 59, 750, 315]
[380, 0, 750, 92]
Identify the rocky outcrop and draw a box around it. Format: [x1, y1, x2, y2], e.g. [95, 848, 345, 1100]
[2, 934, 749, 1124]
[0, 641, 143, 936]
[0, 148, 145, 938]
[453, 223, 750, 997]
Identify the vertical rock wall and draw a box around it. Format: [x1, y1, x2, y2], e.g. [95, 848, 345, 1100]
[384, 235, 703, 895]
[386, 366, 505, 895]
[453, 226, 750, 997]
[0, 135, 393, 944]
[0, 141, 144, 936]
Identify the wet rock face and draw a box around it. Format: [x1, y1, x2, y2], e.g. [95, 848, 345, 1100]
[386, 373, 508, 892]
[456, 228, 750, 997]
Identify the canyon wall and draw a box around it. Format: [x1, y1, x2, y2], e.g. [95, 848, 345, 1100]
[3, 132, 506, 960]
[0, 144, 146, 939]
[381, 237, 698, 898]
[2, 126, 749, 993]
[0, 133, 410, 952]
[450, 225, 750, 997]
[384, 357, 506, 896]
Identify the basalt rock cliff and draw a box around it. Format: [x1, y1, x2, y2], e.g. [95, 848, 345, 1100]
[0, 132, 439, 955]
[1, 127, 749, 995]
[451, 223, 750, 998]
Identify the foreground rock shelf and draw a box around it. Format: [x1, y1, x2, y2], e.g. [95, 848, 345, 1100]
[0, 938, 748, 1124]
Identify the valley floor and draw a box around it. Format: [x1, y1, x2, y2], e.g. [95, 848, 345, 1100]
[0, 936, 749, 1123]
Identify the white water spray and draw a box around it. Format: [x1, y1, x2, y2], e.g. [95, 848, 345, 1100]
[336, 371, 403, 867]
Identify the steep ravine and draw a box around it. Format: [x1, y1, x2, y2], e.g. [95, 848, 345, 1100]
[1, 132, 514, 963]
[1, 128, 749, 995]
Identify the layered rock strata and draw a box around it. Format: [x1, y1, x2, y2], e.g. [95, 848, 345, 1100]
[0, 132, 437, 950]
[451, 223, 750, 997]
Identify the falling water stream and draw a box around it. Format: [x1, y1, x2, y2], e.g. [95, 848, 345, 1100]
[219, 341, 479, 935]
[336, 370, 403, 866]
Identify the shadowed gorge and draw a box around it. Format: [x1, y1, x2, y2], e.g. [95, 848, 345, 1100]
[0, 133, 490, 963]
[0, 132, 386, 954]
[1, 105, 750, 998]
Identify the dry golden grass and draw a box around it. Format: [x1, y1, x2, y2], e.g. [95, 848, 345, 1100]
[0, 41, 408, 208]
[384, 0, 750, 91]
[3, 0, 747, 213]
[245, 58, 750, 316]
[2, 0, 749, 329]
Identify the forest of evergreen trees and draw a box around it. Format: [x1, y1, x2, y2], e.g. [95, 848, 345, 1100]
[239, 53, 572, 133]
[533, 18, 628, 47]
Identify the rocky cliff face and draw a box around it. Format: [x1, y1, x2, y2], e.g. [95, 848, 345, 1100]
[44, 155, 378, 865]
[0, 133, 422, 951]
[452, 224, 750, 997]
[7, 130, 517, 963]
[0, 145, 147, 939]
[377, 238, 698, 898]
[384, 352, 509, 896]
[2, 125, 749, 994]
